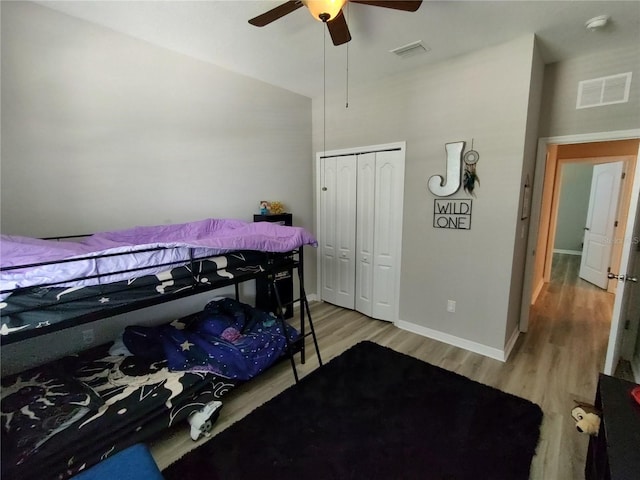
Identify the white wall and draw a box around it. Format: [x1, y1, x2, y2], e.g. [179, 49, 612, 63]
[313, 35, 542, 356]
[0, 2, 314, 373]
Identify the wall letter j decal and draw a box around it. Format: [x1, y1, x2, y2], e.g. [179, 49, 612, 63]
[428, 141, 464, 197]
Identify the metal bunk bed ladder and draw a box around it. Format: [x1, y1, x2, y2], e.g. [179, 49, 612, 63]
[268, 250, 322, 383]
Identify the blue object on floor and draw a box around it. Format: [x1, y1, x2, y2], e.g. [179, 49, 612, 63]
[71, 443, 164, 480]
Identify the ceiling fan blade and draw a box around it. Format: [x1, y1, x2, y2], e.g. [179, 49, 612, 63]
[350, 0, 422, 12]
[248, 1, 303, 27]
[326, 10, 351, 46]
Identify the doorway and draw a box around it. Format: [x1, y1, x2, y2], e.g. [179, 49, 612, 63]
[520, 132, 640, 377]
[550, 157, 630, 294]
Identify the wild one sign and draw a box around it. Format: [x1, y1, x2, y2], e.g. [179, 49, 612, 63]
[428, 141, 478, 230]
[433, 199, 472, 230]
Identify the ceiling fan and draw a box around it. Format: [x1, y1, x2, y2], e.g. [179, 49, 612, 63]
[248, 0, 423, 46]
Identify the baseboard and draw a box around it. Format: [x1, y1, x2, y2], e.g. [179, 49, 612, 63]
[503, 328, 520, 362]
[394, 319, 509, 362]
[553, 249, 582, 256]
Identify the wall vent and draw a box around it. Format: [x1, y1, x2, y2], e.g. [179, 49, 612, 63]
[576, 72, 632, 109]
[390, 41, 429, 59]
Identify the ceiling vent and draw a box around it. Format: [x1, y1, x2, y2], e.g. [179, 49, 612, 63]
[576, 72, 632, 109]
[390, 40, 429, 59]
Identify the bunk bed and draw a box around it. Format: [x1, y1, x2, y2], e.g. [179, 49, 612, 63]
[0, 218, 322, 480]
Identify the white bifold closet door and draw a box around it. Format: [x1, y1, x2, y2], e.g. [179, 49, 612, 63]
[318, 145, 405, 322]
[355, 151, 404, 320]
[319, 155, 357, 309]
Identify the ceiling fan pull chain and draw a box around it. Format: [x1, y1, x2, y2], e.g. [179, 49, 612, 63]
[345, 2, 349, 108]
[323, 22, 327, 155]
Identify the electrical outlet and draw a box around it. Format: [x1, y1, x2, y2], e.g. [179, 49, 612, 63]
[82, 328, 95, 345]
[447, 300, 456, 313]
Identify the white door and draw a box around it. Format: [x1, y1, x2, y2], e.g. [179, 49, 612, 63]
[317, 142, 405, 320]
[319, 155, 357, 309]
[371, 150, 405, 321]
[354, 151, 405, 321]
[320, 156, 338, 305]
[604, 190, 640, 376]
[355, 153, 376, 316]
[579, 162, 624, 288]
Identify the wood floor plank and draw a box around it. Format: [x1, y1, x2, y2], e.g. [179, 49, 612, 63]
[150, 254, 617, 478]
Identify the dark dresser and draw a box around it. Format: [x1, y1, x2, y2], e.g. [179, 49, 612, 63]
[253, 213, 294, 319]
[586, 373, 640, 480]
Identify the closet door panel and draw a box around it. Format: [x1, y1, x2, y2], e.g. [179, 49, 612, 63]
[320, 157, 338, 305]
[318, 143, 405, 321]
[355, 153, 376, 316]
[372, 151, 405, 321]
[334, 156, 357, 309]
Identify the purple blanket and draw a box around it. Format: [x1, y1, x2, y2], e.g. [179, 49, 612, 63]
[0, 218, 317, 298]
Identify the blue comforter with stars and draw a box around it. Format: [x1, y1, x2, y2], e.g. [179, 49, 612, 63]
[122, 298, 298, 381]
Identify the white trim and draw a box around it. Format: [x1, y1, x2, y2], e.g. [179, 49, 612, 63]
[395, 319, 510, 362]
[603, 141, 640, 375]
[542, 129, 640, 145]
[553, 249, 582, 256]
[503, 328, 521, 362]
[520, 128, 640, 333]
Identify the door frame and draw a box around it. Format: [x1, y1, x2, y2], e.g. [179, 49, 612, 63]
[520, 129, 640, 372]
[604, 156, 640, 374]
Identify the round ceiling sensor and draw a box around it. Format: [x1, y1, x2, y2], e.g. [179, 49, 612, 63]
[585, 15, 609, 31]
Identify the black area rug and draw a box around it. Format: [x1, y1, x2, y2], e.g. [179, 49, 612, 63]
[164, 341, 543, 480]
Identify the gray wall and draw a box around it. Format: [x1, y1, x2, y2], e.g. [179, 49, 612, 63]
[313, 35, 542, 355]
[554, 163, 593, 252]
[1, 2, 312, 237]
[539, 44, 640, 138]
[0, 2, 313, 372]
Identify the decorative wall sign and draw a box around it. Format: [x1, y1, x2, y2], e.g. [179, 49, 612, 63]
[428, 140, 480, 198]
[433, 199, 472, 230]
[428, 141, 465, 197]
[463, 141, 480, 197]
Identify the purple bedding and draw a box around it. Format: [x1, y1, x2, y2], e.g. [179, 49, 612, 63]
[0, 218, 317, 299]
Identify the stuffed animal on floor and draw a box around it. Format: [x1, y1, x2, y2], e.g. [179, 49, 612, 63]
[188, 400, 223, 441]
[571, 402, 601, 436]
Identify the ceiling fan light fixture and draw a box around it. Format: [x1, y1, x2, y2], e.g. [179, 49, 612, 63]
[303, 0, 347, 22]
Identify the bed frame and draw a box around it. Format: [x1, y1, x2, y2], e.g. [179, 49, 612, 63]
[1, 242, 321, 377]
[1, 239, 322, 480]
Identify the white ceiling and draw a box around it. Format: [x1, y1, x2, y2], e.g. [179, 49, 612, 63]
[37, 1, 640, 98]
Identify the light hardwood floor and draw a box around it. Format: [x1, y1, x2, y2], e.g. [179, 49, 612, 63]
[150, 254, 615, 479]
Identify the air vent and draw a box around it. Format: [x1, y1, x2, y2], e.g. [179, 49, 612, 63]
[390, 40, 430, 59]
[576, 72, 632, 109]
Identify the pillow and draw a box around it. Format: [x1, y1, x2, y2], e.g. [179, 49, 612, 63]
[1, 359, 104, 461]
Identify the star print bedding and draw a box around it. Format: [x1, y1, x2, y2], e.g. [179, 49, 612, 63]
[1, 298, 296, 480]
[123, 297, 298, 380]
[0, 217, 317, 340]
